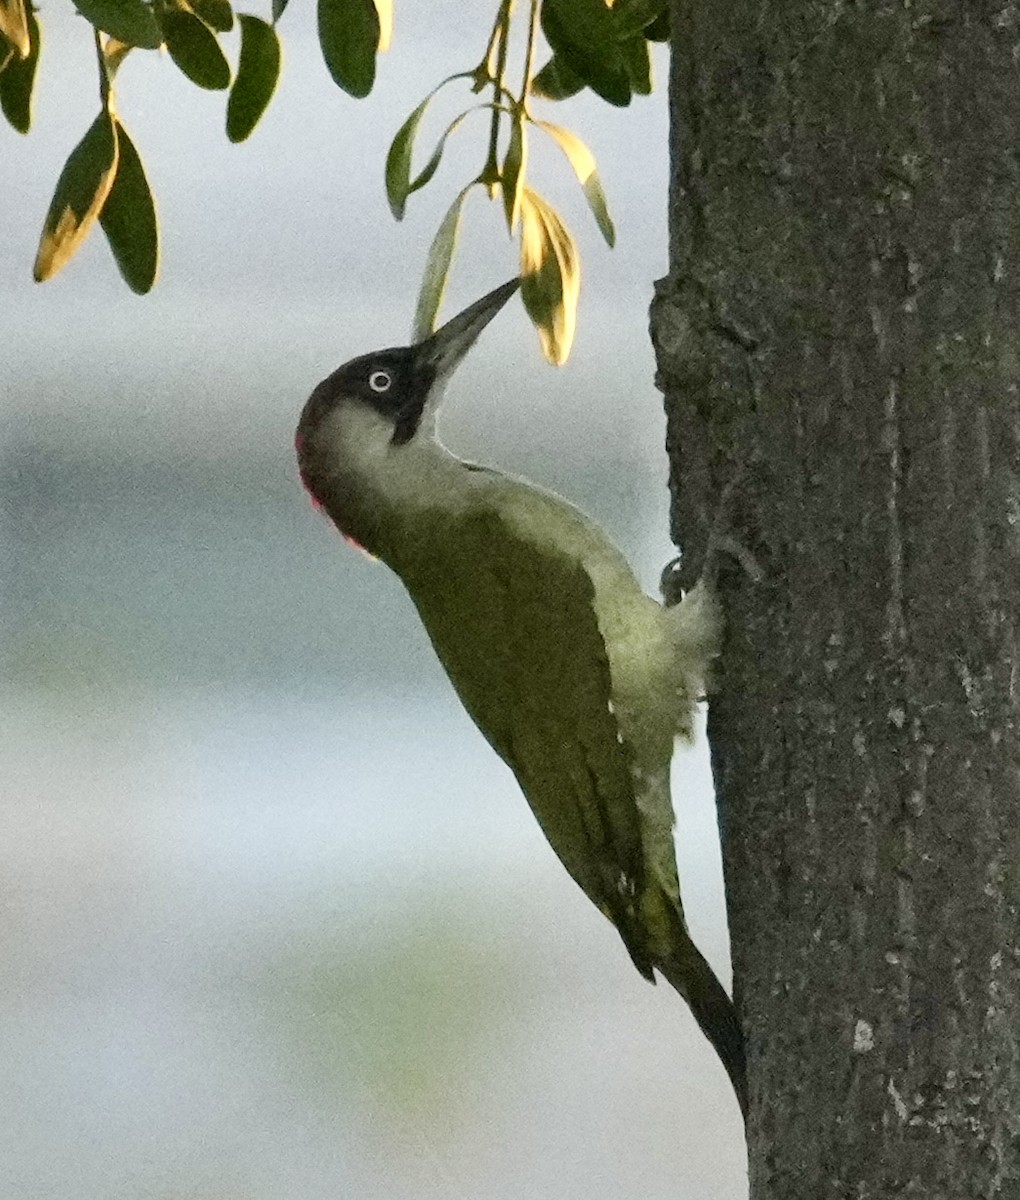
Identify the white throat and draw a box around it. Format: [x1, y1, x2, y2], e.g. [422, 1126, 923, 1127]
[321, 396, 477, 516]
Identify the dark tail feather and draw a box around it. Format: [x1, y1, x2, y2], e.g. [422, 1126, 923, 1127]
[656, 915, 748, 1121]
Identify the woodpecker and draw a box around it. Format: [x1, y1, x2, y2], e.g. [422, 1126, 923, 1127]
[296, 279, 747, 1117]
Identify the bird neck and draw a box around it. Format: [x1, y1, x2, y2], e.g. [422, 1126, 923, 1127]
[312, 429, 482, 569]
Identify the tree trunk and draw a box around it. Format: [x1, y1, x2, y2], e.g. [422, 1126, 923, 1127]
[652, 2, 1020, 1195]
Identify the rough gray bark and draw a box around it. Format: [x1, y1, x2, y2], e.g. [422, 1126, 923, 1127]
[651, 2, 1020, 1196]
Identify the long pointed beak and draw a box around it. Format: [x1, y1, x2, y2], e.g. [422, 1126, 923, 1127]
[417, 278, 520, 380]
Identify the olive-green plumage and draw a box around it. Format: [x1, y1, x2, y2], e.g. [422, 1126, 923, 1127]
[296, 279, 747, 1117]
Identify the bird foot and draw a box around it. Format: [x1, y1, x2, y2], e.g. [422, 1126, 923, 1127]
[660, 477, 764, 605]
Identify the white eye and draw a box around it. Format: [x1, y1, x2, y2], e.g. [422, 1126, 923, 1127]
[369, 369, 392, 393]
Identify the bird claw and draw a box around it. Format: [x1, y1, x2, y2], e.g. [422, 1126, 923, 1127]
[660, 557, 685, 607]
[661, 476, 764, 603]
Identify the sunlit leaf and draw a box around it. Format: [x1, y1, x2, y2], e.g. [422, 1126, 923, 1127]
[271, 0, 287, 21]
[530, 54, 584, 101]
[102, 37, 133, 78]
[34, 111, 120, 283]
[73, 0, 162, 49]
[412, 183, 473, 341]
[519, 187, 579, 365]
[535, 120, 615, 247]
[501, 110, 526, 233]
[226, 14, 280, 142]
[0, 5, 38, 133]
[189, 0, 233, 32]
[99, 117, 158, 293]
[541, 0, 630, 107]
[160, 7, 230, 89]
[317, 0, 379, 98]
[373, 0, 391, 51]
[0, 0, 30, 57]
[621, 35, 651, 94]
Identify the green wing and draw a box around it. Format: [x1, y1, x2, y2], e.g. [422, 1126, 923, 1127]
[388, 487, 748, 1113]
[398, 498, 657, 974]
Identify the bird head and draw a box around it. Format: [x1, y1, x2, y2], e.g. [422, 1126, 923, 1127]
[295, 277, 519, 552]
[297, 278, 518, 476]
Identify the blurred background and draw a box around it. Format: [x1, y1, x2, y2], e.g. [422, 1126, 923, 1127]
[1, 4, 748, 1196]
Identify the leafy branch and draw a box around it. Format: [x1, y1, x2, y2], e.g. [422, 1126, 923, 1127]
[386, 0, 667, 362]
[1, 0, 667, 361]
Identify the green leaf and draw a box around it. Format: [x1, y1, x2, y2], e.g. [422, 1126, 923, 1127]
[534, 120, 615, 247]
[99, 117, 159, 293]
[613, 0, 665, 37]
[188, 0, 233, 32]
[34, 111, 120, 283]
[412, 184, 473, 342]
[530, 54, 584, 101]
[409, 115, 469, 199]
[0, 5, 38, 133]
[317, 0, 379, 98]
[0, 0, 29, 57]
[160, 7, 230, 89]
[541, 0, 630, 107]
[385, 85, 474, 220]
[519, 187, 579, 365]
[271, 0, 287, 20]
[644, 7, 669, 40]
[226, 14, 281, 142]
[621, 35, 651, 95]
[386, 94, 430, 219]
[501, 110, 526, 234]
[73, 0, 162, 49]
